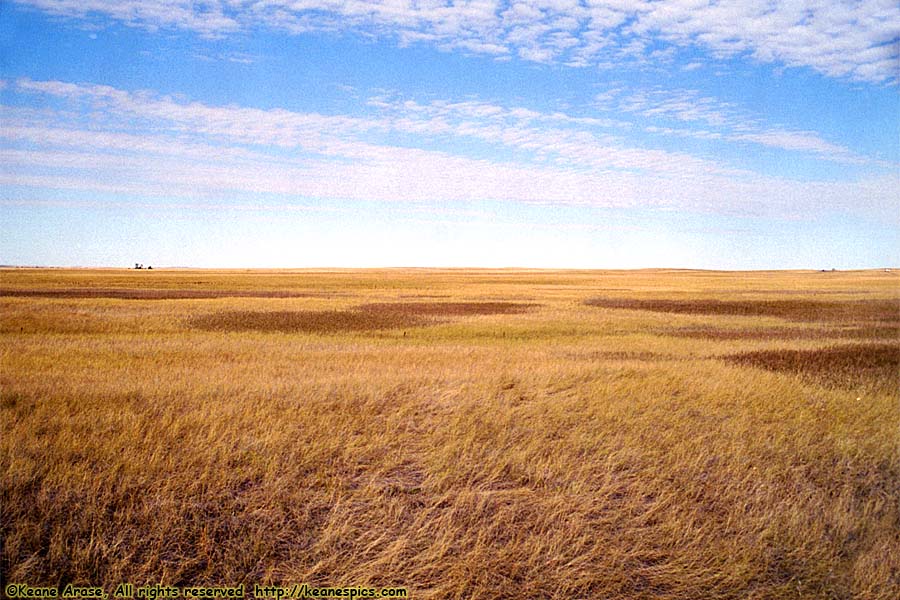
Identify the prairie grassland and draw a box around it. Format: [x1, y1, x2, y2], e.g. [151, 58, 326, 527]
[1, 268, 898, 599]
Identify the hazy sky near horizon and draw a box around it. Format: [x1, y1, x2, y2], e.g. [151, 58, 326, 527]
[1, 1, 898, 268]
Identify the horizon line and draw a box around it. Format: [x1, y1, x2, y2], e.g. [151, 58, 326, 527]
[2, 265, 897, 273]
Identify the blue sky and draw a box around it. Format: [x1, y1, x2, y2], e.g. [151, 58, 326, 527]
[1, 1, 897, 268]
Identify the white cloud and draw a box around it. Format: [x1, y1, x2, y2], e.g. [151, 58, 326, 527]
[3, 78, 896, 224]
[618, 88, 738, 127]
[729, 130, 866, 163]
[634, 0, 900, 82]
[14, 78, 728, 177]
[14, 0, 241, 36]
[644, 125, 722, 141]
[12, 0, 900, 82]
[607, 87, 873, 164]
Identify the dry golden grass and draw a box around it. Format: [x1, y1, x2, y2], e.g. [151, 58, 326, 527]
[2, 268, 899, 599]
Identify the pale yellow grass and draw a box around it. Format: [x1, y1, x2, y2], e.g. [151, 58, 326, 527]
[1, 268, 898, 599]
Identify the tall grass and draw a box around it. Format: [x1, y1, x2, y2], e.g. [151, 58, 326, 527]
[2, 268, 898, 598]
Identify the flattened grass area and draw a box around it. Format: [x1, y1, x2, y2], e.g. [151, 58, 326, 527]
[2, 268, 899, 599]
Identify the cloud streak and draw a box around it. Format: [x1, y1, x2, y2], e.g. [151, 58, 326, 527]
[3, 78, 896, 223]
[599, 87, 873, 164]
[12, 0, 900, 83]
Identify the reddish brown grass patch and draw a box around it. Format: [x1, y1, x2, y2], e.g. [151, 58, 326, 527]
[359, 301, 537, 317]
[187, 310, 428, 334]
[1, 288, 326, 300]
[586, 297, 899, 322]
[576, 351, 672, 361]
[722, 343, 900, 390]
[187, 302, 538, 334]
[665, 324, 900, 341]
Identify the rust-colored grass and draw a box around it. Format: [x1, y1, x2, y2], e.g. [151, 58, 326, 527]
[187, 303, 537, 334]
[188, 309, 430, 333]
[0, 288, 326, 299]
[585, 296, 899, 322]
[665, 324, 900, 341]
[2, 268, 899, 599]
[723, 343, 900, 391]
[358, 301, 537, 317]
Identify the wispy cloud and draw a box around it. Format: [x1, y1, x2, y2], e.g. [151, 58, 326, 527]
[12, 0, 900, 83]
[615, 89, 740, 128]
[368, 94, 740, 177]
[2, 78, 896, 221]
[193, 51, 257, 64]
[599, 86, 873, 164]
[728, 130, 869, 164]
[12, 78, 727, 177]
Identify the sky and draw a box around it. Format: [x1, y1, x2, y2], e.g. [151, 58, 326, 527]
[0, 1, 898, 269]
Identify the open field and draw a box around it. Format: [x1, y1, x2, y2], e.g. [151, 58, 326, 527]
[2, 268, 899, 599]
